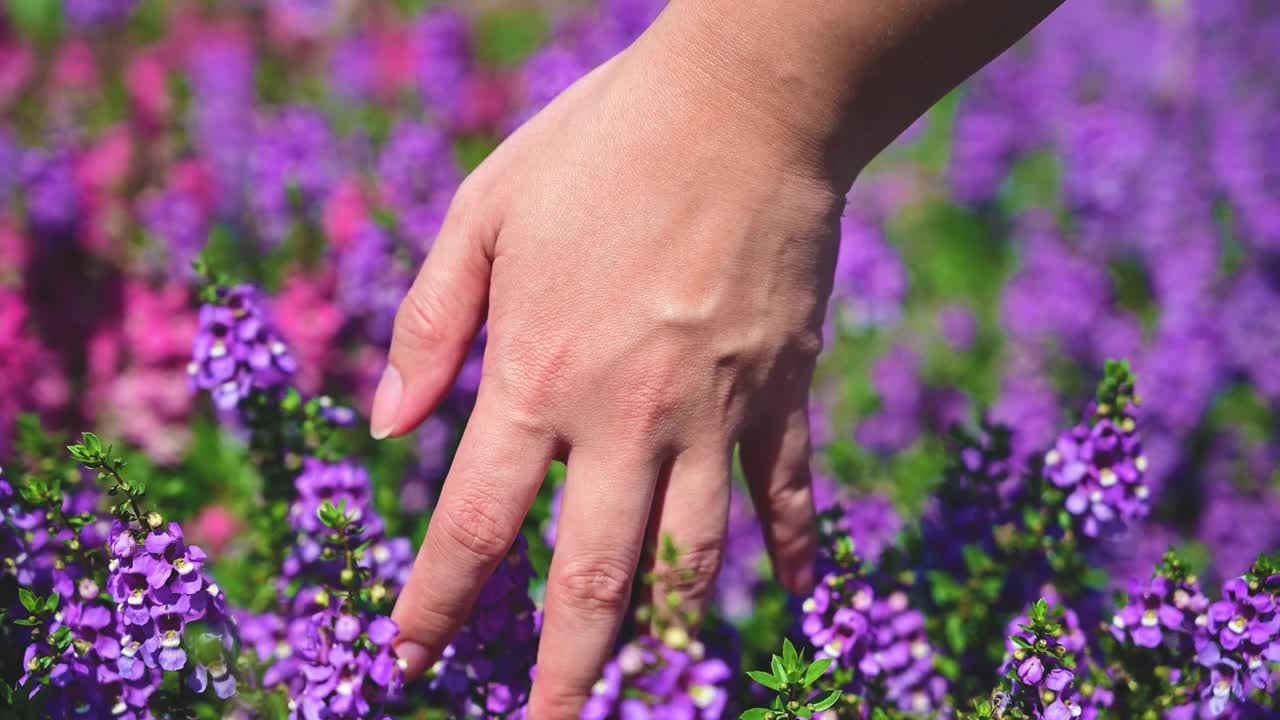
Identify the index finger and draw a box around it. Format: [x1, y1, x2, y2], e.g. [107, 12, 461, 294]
[390, 384, 556, 674]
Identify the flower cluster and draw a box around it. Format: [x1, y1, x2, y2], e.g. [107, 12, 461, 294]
[1110, 551, 1209, 650]
[5, 0, 1280, 718]
[291, 606, 404, 720]
[1192, 557, 1280, 716]
[188, 285, 298, 410]
[581, 634, 732, 720]
[1043, 363, 1149, 539]
[431, 534, 539, 718]
[247, 107, 336, 247]
[800, 539, 947, 713]
[105, 518, 238, 708]
[998, 597, 1094, 720]
[284, 458, 385, 581]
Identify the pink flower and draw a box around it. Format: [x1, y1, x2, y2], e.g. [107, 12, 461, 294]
[273, 271, 344, 393]
[375, 25, 417, 96]
[78, 127, 133, 191]
[52, 40, 99, 90]
[126, 51, 172, 123]
[0, 290, 67, 448]
[122, 282, 197, 365]
[0, 41, 34, 110]
[189, 504, 242, 554]
[323, 178, 369, 251]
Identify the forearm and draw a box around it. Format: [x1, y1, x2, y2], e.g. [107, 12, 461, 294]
[643, 0, 1064, 190]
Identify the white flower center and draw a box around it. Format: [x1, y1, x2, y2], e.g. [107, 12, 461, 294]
[209, 343, 227, 358]
[1229, 616, 1247, 634]
[162, 630, 181, 648]
[1099, 468, 1117, 487]
[1141, 610, 1158, 627]
[690, 684, 716, 708]
[1045, 450, 1062, 465]
[128, 589, 145, 606]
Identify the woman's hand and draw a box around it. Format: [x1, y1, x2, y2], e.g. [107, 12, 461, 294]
[377, 20, 843, 716]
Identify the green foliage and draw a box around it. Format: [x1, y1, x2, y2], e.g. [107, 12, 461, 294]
[4, 0, 62, 47]
[740, 638, 842, 720]
[474, 6, 548, 67]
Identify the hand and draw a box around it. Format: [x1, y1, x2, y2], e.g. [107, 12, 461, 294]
[376, 21, 843, 717]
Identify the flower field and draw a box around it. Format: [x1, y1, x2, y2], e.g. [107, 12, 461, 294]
[1, 1, 1279, 718]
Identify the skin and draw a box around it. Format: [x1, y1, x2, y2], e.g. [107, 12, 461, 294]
[374, 0, 1064, 716]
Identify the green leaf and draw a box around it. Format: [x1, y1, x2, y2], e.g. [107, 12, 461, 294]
[739, 710, 771, 720]
[771, 654, 787, 683]
[810, 690, 842, 712]
[746, 670, 782, 692]
[43, 593, 59, 613]
[782, 637, 799, 669]
[795, 707, 813, 718]
[961, 544, 990, 574]
[802, 658, 832, 686]
[18, 588, 39, 613]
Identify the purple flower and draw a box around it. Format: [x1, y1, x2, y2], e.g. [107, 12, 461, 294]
[103, 519, 237, 703]
[247, 106, 337, 247]
[831, 211, 906, 329]
[1190, 558, 1280, 717]
[293, 606, 404, 719]
[801, 554, 947, 713]
[432, 534, 539, 717]
[21, 147, 82, 237]
[187, 39, 254, 214]
[414, 8, 473, 124]
[1043, 371, 1149, 540]
[1110, 555, 1209, 651]
[510, 45, 588, 129]
[335, 222, 413, 344]
[582, 634, 732, 720]
[188, 285, 298, 410]
[64, 0, 138, 29]
[376, 120, 459, 250]
[139, 188, 207, 279]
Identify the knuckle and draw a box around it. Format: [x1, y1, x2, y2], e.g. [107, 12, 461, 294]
[438, 488, 515, 562]
[394, 283, 450, 349]
[658, 540, 722, 601]
[487, 341, 571, 424]
[614, 358, 684, 436]
[766, 470, 812, 510]
[553, 555, 634, 616]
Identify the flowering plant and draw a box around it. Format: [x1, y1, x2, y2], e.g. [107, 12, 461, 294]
[2, 0, 1279, 718]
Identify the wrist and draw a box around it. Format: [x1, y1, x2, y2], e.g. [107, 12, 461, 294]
[637, 0, 870, 190]
[627, 1, 863, 192]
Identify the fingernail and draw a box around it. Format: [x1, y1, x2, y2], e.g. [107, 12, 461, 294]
[394, 641, 430, 676]
[370, 364, 402, 440]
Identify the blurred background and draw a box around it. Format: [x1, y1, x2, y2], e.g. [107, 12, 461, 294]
[0, 0, 1278, 660]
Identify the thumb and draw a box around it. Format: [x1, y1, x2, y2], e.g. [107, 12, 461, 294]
[370, 191, 495, 439]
